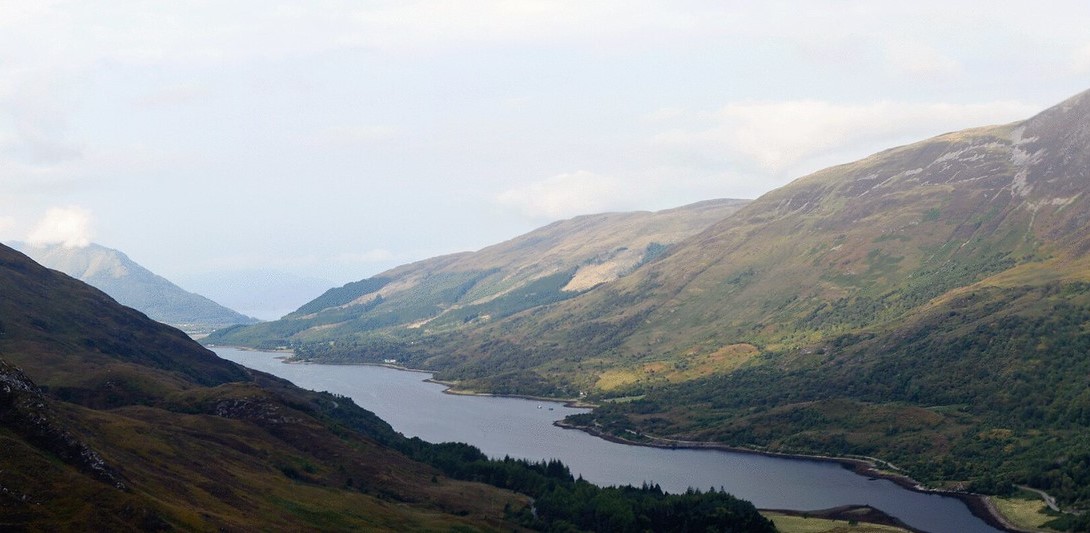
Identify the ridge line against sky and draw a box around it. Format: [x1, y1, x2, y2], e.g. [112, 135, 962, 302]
[3, 1, 1090, 317]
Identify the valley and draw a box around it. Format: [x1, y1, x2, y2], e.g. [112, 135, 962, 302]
[213, 347, 1004, 533]
[0, 243, 773, 531]
[209, 89, 1090, 530]
[7, 5, 1090, 531]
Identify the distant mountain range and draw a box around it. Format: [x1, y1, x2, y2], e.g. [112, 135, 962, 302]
[209, 88, 1090, 521]
[13, 242, 258, 334]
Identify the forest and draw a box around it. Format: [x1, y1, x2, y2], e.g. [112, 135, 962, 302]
[313, 388, 775, 532]
[569, 283, 1090, 529]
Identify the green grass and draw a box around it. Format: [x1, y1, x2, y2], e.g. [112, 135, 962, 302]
[990, 494, 1060, 532]
[763, 513, 912, 533]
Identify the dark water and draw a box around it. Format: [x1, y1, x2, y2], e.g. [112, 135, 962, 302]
[214, 347, 1001, 533]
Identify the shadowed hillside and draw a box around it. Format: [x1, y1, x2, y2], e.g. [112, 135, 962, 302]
[0, 244, 524, 530]
[0, 244, 772, 531]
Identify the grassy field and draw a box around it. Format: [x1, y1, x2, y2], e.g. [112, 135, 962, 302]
[762, 512, 912, 533]
[990, 495, 1060, 532]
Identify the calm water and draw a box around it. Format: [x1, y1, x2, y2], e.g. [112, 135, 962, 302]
[214, 347, 1001, 533]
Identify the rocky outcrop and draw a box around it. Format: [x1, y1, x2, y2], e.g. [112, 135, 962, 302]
[0, 358, 127, 490]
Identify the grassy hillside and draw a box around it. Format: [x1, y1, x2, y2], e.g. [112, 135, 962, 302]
[206, 199, 748, 349]
[0, 244, 522, 530]
[473, 90, 1090, 518]
[0, 243, 773, 531]
[214, 89, 1090, 522]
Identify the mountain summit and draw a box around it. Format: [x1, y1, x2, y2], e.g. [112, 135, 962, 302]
[14, 242, 258, 335]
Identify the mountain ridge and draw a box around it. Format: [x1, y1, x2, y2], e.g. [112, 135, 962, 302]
[0, 243, 530, 529]
[13, 242, 259, 334]
[210, 88, 1090, 520]
[208, 198, 749, 348]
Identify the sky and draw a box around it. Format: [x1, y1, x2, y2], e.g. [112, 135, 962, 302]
[3, 1, 1090, 318]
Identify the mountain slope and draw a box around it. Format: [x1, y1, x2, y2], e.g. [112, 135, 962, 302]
[226, 89, 1090, 516]
[0, 243, 773, 532]
[14, 242, 259, 335]
[521, 92, 1086, 370]
[0, 243, 525, 530]
[422, 88, 1090, 377]
[206, 198, 747, 348]
[479, 89, 1090, 514]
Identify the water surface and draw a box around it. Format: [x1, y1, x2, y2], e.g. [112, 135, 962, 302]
[215, 347, 1001, 533]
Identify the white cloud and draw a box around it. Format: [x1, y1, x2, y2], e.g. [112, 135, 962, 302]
[643, 107, 688, 123]
[26, 206, 94, 248]
[0, 142, 175, 201]
[495, 171, 628, 220]
[134, 83, 209, 108]
[0, 0, 703, 78]
[343, 0, 699, 52]
[1071, 43, 1090, 74]
[304, 126, 401, 148]
[885, 40, 961, 77]
[0, 215, 15, 239]
[0, 0, 1086, 288]
[2, 73, 83, 165]
[653, 99, 1039, 177]
[336, 249, 397, 264]
[494, 167, 766, 222]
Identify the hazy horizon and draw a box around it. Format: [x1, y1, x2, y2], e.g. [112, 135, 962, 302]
[4, 1, 1090, 309]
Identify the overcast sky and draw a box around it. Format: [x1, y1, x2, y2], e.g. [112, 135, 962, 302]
[3, 1, 1090, 317]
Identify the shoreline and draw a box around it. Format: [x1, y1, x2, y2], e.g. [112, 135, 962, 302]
[392, 362, 1033, 533]
[427, 378, 599, 408]
[212, 347, 1031, 532]
[554, 420, 1029, 533]
[761, 505, 926, 533]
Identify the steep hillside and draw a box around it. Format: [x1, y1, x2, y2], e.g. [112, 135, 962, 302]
[485, 89, 1090, 517]
[586, 89, 1090, 362]
[0, 243, 523, 530]
[14, 242, 258, 335]
[206, 199, 747, 348]
[500, 89, 1090, 383]
[233, 89, 1090, 518]
[0, 243, 772, 531]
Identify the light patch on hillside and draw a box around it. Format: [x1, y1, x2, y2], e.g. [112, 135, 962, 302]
[563, 247, 645, 291]
[81, 251, 128, 279]
[672, 343, 761, 382]
[346, 292, 382, 308]
[595, 343, 760, 391]
[595, 369, 641, 391]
